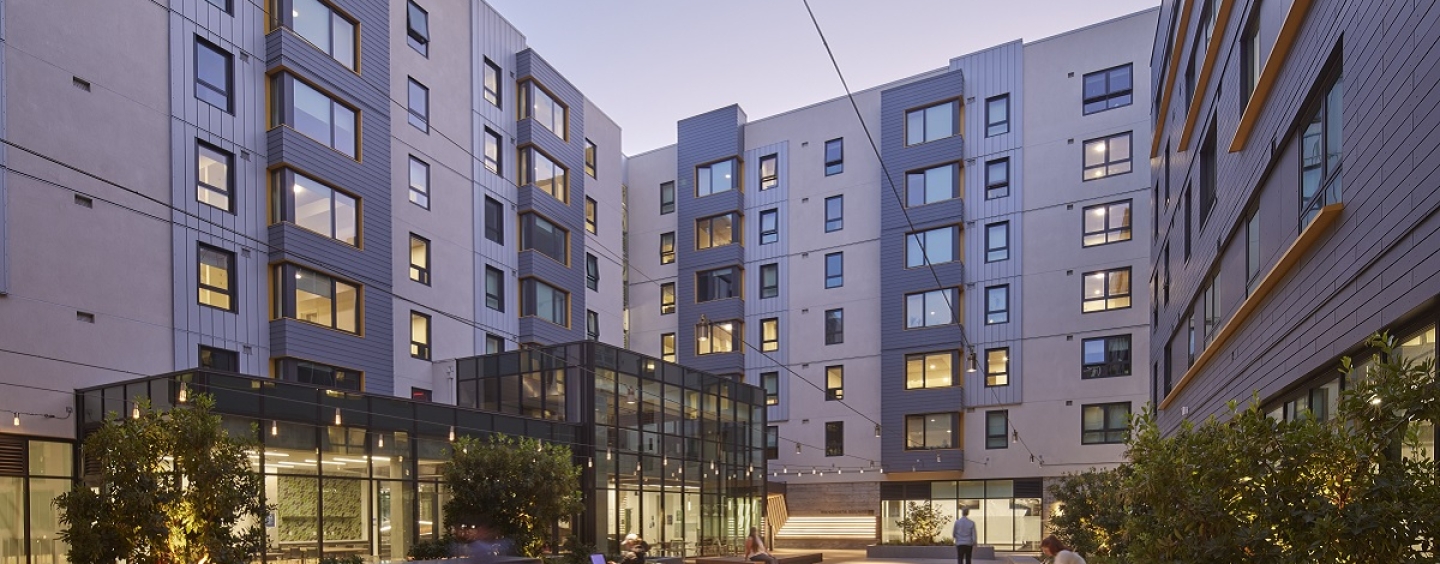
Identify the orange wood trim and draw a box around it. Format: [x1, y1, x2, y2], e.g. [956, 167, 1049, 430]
[1229, 0, 1316, 153]
[1177, 0, 1238, 152]
[1150, 0, 1198, 159]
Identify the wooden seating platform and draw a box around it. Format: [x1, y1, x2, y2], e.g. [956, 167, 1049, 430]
[694, 552, 822, 564]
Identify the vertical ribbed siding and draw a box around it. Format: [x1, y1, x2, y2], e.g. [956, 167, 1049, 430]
[0, 0, 8, 294]
[744, 141, 790, 422]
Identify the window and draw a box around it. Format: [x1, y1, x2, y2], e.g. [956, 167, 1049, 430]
[659, 182, 676, 215]
[1083, 200, 1133, 246]
[824, 252, 843, 288]
[521, 278, 568, 326]
[765, 427, 779, 459]
[585, 140, 598, 177]
[406, 0, 429, 56]
[761, 318, 779, 352]
[696, 213, 738, 249]
[907, 163, 960, 206]
[483, 128, 501, 175]
[985, 285, 1009, 325]
[272, 73, 357, 158]
[520, 213, 567, 264]
[585, 197, 598, 234]
[660, 232, 675, 264]
[762, 372, 779, 406]
[586, 310, 599, 341]
[905, 352, 955, 389]
[824, 138, 843, 175]
[519, 81, 567, 138]
[409, 156, 430, 208]
[905, 413, 958, 450]
[484, 266, 504, 312]
[759, 263, 779, 299]
[273, 264, 359, 334]
[195, 37, 232, 112]
[906, 100, 959, 145]
[411, 387, 432, 402]
[484, 197, 504, 244]
[696, 319, 740, 355]
[759, 154, 779, 190]
[406, 78, 426, 130]
[519, 147, 568, 202]
[1202, 273, 1221, 347]
[276, 358, 361, 391]
[1082, 335, 1132, 379]
[1241, 7, 1261, 107]
[906, 226, 959, 268]
[759, 209, 779, 244]
[270, 169, 358, 246]
[1184, 186, 1192, 260]
[985, 222, 1009, 262]
[825, 421, 844, 456]
[1082, 402, 1131, 444]
[1200, 122, 1217, 225]
[409, 234, 430, 285]
[199, 346, 239, 371]
[986, 411, 1009, 449]
[900, 288, 955, 328]
[1082, 267, 1132, 312]
[410, 311, 431, 360]
[696, 267, 740, 302]
[985, 348, 1009, 386]
[696, 158, 738, 196]
[1246, 211, 1261, 294]
[1301, 74, 1344, 227]
[204, 0, 231, 13]
[1163, 245, 1171, 305]
[198, 244, 235, 311]
[661, 333, 677, 362]
[825, 366, 843, 400]
[197, 141, 233, 211]
[985, 94, 1010, 137]
[486, 334, 503, 354]
[824, 196, 844, 232]
[586, 253, 599, 290]
[1082, 64, 1133, 114]
[1187, 310, 1196, 366]
[985, 159, 1009, 199]
[659, 283, 675, 314]
[483, 58, 501, 107]
[1083, 132, 1132, 180]
[288, 0, 355, 69]
[824, 309, 843, 345]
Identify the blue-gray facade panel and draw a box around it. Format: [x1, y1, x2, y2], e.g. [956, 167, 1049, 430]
[676, 105, 746, 376]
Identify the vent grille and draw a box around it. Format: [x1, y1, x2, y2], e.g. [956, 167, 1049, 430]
[0, 437, 25, 476]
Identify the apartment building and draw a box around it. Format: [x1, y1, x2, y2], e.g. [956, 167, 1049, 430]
[626, 9, 1156, 549]
[1150, 0, 1439, 455]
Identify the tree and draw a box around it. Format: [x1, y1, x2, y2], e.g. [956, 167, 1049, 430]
[896, 501, 950, 545]
[57, 393, 267, 564]
[1048, 467, 1129, 561]
[443, 434, 584, 556]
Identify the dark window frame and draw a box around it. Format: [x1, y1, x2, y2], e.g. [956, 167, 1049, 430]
[765, 426, 780, 459]
[825, 366, 843, 401]
[197, 243, 236, 312]
[825, 421, 844, 456]
[759, 263, 779, 299]
[985, 94, 1010, 137]
[659, 182, 676, 215]
[759, 208, 779, 244]
[483, 128, 502, 175]
[1082, 64, 1134, 114]
[985, 158, 1010, 200]
[194, 36, 233, 113]
[1299, 69, 1344, 229]
[269, 168, 360, 246]
[986, 410, 1009, 449]
[985, 222, 1009, 262]
[905, 99, 960, 145]
[759, 154, 779, 190]
[1082, 267, 1133, 313]
[519, 145, 569, 203]
[905, 412, 959, 450]
[483, 57, 501, 107]
[270, 73, 358, 158]
[824, 308, 843, 345]
[906, 162, 961, 207]
[824, 138, 844, 176]
[762, 372, 779, 406]
[484, 197, 504, 244]
[409, 155, 430, 209]
[585, 197, 598, 234]
[406, 0, 429, 56]
[660, 232, 676, 264]
[196, 140, 234, 212]
[985, 285, 1009, 325]
[825, 195, 844, 232]
[584, 139, 598, 178]
[1082, 131, 1134, 181]
[276, 357, 362, 391]
[660, 333, 676, 362]
[409, 233, 431, 285]
[586, 310, 600, 341]
[484, 266, 504, 312]
[695, 213, 739, 250]
[585, 253, 599, 291]
[985, 348, 1009, 387]
[696, 266, 741, 303]
[199, 345, 239, 371]
[1082, 199, 1133, 247]
[1082, 402, 1132, 445]
[695, 158, 739, 197]
[1082, 334, 1132, 379]
[519, 212, 569, 266]
[272, 263, 361, 334]
[906, 288, 958, 329]
[824, 252, 843, 288]
[906, 225, 960, 268]
[659, 282, 676, 314]
[407, 77, 429, 132]
[520, 277, 569, 327]
[905, 351, 957, 390]
[410, 310, 431, 360]
[760, 318, 779, 352]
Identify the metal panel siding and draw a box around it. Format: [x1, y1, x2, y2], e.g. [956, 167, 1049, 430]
[744, 142, 790, 422]
[471, 1, 525, 351]
[0, 0, 8, 294]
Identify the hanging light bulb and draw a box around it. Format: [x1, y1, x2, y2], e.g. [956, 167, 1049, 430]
[663, 455, 668, 466]
[936, 453, 942, 463]
[178, 382, 189, 403]
[537, 442, 544, 452]
[131, 404, 140, 420]
[874, 424, 881, 438]
[378, 434, 385, 448]
[588, 458, 594, 468]
[879, 467, 884, 474]
[449, 425, 456, 442]
[1012, 430, 1019, 444]
[11, 413, 19, 427]
[859, 468, 865, 474]
[812, 467, 817, 475]
[966, 350, 978, 373]
[271, 420, 278, 436]
[334, 408, 343, 426]
[607, 448, 612, 461]
[795, 443, 801, 454]
[782, 466, 787, 474]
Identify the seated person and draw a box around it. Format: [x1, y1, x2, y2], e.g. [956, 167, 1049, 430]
[620, 533, 650, 564]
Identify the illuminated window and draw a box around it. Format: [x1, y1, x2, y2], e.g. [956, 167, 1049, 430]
[985, 348, 1009, 386]
[270, 169, 359, 246]
[273, 264, 359, 334]
[198, 244, 235, 311]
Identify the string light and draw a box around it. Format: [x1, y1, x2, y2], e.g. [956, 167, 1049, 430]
[271, 420, 278, 436]
[449, 426, 456, 442]
[378, 434, 384, 448]
[334, 408, 342, 426]
[131, 404, 140, 419]
[11, 413, 18, 427]
[178, 382, 188, 403]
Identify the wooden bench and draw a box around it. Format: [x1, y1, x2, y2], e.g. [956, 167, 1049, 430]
[695, 552, 822, 564]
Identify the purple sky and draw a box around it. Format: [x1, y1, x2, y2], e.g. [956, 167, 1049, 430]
[488, 0, 1160, 154]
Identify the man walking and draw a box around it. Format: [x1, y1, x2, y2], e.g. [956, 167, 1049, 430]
[953, 508, 977, 564]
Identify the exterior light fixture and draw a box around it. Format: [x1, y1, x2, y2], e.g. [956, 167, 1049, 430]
[378, 434, 384, 448]
[11, 413, 18, 427]
[1012, 430, 1019, 443]
[966, 350, 978, 373]
[334, 408, 342, 426]
[874, 424, 881, 438]
[271, 420, 278, 436]
[795, 443, 801, 454]
[131, 404, 140, 420]
[449, 425, 456, 442]
[178, 382, 188, 403]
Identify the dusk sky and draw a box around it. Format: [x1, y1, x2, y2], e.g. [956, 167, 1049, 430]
[488, 0, 1160, 155]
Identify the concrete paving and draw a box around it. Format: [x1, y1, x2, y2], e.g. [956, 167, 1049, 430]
[771, 548, 1019, 564]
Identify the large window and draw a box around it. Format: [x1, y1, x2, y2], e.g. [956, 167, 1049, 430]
[271, 73, 357, 158]
[760, 263, 779, 299]
[762, 372, 779, 406]
[521, 278, 568, 326]
[1082, 335, 1131, 379]
[483, 128, 501, 175]
[406, 0, 429, 56]
[520, 213, 567, 264]
[520, 81, 567, 138]
[195, 37, 232, 112]
[483, 58, 501, 107]
[197, 141, 233, 211]
[407, 79, 429, 131]
[906, 226, 959, 268]
[905, 413, 958, 450]
[409, 234, 430, 285]
[906, 288, 957, 328]
[985, 348, 1009, 386]
[825, 195, 844, 232]
[985, 285, 1009, 325]
[697, 158, 738, 197]
[985, 222, 1009, 262]
[824, 138, 843, 175]
[484, 197, 503, 244]
[825, 366, 844, 400]
[660, 232, 675, 264]
[696, 267, 740, 302]
[906, 100, 959, 145]
[1082, 64, 1133, 114]
[986, 411, 1009, 449]
[1082, 268, 1132, 312]
[985, 159, 1009, 200]
[825, 309, 844, 345]
[484, 266, 503, 312]
[759, 209, 779, 244]
[586, 253, 599, 290]
[519, 147, 568, 203]
[905, 352, 955, 389]
[659, 283, 675, 314]
[696, 213, 738, 249]
[985, 95, 1010, 137]
[825, 421, 845, 456]
[1083, 132, 1132, 180]
[277, 357, 361, 390]
[759, 154, 779, 190]
[1083, 200, 1132, 246]
[273, 264, 359, 334]
[907, 163, 959, 207]
[585, 140, 598, 178]
[696, 320, 740, 355]
[1082, 402, 1131, 444]
[824, 252, 843, 288]
[198, 244, 235, 311]
[1301, 74, 1344, 227]
[410, 311, 431, 360]
[586, 197, 598, 234]
[761, 318, 779, 352]
[659, 182, 676, 215]
[409, 156, 430, 208]
[661, 333, 676, 362]
[271, 169, 358, 246]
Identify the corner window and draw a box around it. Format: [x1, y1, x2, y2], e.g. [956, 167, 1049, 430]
[197, 141, 233, 212]
[905, 413, 958, 450]
[586, 310, 600, 341]
[270, 168, 359, 246]
[985, 285, 1009, 325]
[765, 427, 779, 459]
[907, 163, 960, 207]
[483, 58, 501, 107]
[483, 128, 502, 175]
[759, 154, 779, 190]
[484, 266, 504, 312]
[484, 197, 504, 244]
[824, 138, 843, 175]
[198, 244, 235, 311]
[825, 421, 844, 456]
[585, 197, 598, 234]
[199, 345, 239, 371]
[905, 352, 955, 390]
[519, 81, 567, 139]
[985, 94, 1010, 137]
[520, 213, 568, 265]
[409, 156, 430, 208]
[521, 278, 568, 326]
[661, 333, 676, 362]
[985, 348, 1009, 386]
[585, 140, 598, 177]
[825, 195, 844, 232]
[1082, 402, 1131, 444]
[696, 158, 738, 197]
[759, 263, 779, 299]
[824, 252, 843, 288]
[660, 232, 675, 264]
[406, 1, 429, 56]
[824, 309, 843, 345]
[696, 319, 740, 355]
[906, 289, 957, 328]
[1083, 132, 1133, 180]
[1082, 335, 1131, 379]
[659, 182, 676, 215]
[759, 209, 779, 244]
[659, 283, 675, 314]
[906, 100, 959, 145]
[1300, 74, 1344, 228]
[825, 366, 844, 400]
[519, 147, 568, 203]
[986, 411, 1009, 449]
[1082, 64, 1133, 114]
[1082, 267, 1132, 312]
[410, 311, 431, 360]
[985, 159, 1009, 200]
[585, 253, 599, 290]
[696, 267, 740, 302]
[409, 234, 430, 285]
[696, 213, 738, 249]
[906, 226, 959, 268]
[762, 372, 779, 406]
[760, 318, 779, 352]
[276, 357, 361, 391]
[195, 37, 232, 112]
[985, 222, 1009, 262]
[1082, 200, 1133, 246]
[289, 0, 356, 70]
[272, 263, 360, 334]
[271, 73, 357, 158]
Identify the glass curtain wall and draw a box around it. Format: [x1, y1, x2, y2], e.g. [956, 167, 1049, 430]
[0, 438, 74, 564]
[880, 479, 1043, 551]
